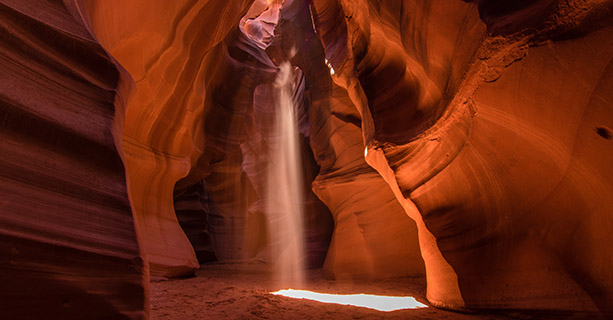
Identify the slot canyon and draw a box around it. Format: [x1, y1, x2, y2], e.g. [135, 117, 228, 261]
[1, 0, 613, 319]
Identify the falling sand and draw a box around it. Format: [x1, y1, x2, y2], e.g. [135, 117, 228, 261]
[265, 61, 306, 288]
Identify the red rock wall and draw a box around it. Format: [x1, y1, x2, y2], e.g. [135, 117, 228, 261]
[0, 0, 146, 318]
[311, 85, 427, 280]
[312, 0, 613, 315]
[173, 180, 217, 263]
[4, 0, 613, 317]
[267, 0, 425, 279]
[193, 12, 333, 264]
[78, 0, 255, 278]
[429, 6, 613, 311]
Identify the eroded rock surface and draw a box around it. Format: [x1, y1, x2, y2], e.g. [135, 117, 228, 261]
[312, 0, 613, 314]
[79, 0, 255, 278]
[3, 0, 613, 318]
[0, 1, 146, 318]
[266, 0, 425, 279]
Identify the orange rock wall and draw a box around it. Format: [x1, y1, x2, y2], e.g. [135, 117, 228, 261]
[77, 0, 254, 277]
[268, 0, 425, 279]
[4, 0, 613, 317]
[312, 0, 613, 314]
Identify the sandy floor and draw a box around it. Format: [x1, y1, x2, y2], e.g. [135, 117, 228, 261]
[150, 263, 598, 319]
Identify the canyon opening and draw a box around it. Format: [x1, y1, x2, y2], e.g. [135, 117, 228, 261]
[1, 0, 613, 319]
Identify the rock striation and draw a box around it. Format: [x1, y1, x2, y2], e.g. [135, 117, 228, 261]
[2, 0, 613, 318]
[269, 0, 425, 279]
[0, 0, 146, 318]
[173, 180, 217, 263]
[312, 0, 613, 315]
[78, 0, 255, 278]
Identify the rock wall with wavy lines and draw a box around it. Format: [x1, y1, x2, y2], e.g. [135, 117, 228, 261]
[78, 0, 255, 278]
[266, 0, 425, 279]
[0, 0, 146, 319]
[3, 0, 613, 318]
[311, 0, 613, 315]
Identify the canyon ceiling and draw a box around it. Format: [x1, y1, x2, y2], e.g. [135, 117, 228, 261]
[1, 0, 612, 319]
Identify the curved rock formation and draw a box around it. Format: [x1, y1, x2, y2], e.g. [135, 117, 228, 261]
[194, 2, 334, 265]
[310, 0, 485, 307]
[0, 1, 146, 318]
[3, 0, 613, 318]
[311, 81, 426, 280]
[173, 180, 217, 263]
[267, 0, 425, 279]
[312, 0, 613, 314]
[77, 0, 255, 278]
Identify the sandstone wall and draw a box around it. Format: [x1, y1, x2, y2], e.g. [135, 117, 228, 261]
[0, 0, 146, 318]
[4, 0, 613, 317]
[77, 0, 254, 277]
[312, 0, 613, 314]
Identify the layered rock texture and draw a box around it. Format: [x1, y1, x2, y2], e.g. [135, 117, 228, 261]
[312, 0, 613, 314]
[78, 0, 256, 278]
[270, 0, 425, 279]
[0, 1, 146, 319]
[2, 0, 613, 318]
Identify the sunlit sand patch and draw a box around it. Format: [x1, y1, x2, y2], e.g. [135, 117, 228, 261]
[270, 289, 428, 312]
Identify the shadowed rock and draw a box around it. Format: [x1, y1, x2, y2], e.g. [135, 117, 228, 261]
[0, 0, 146, 318]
